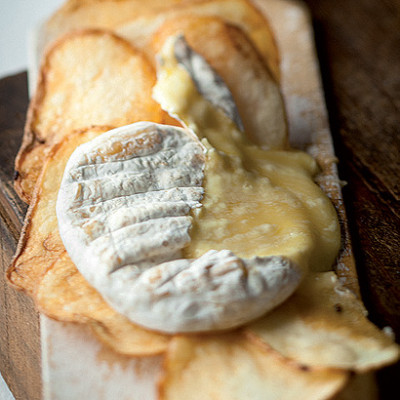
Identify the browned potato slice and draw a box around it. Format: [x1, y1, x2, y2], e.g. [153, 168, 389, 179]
[37, 253, 170, 356]
[41, 0, 280, 81]
[9, 126, 170, 356]
[43, 0, 198, 40]
[15, 29, 164, 203]
[117, 0, 280, 81]
[151, 15, 287, 148]
[9, 127, 110, 292]
[158, 332, 349, 400]
[246, 272, 400, 372]
[36, 0, 193, 68]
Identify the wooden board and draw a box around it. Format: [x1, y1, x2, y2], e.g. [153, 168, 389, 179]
[0, 0, 399, 398]
[0, 72, 41, 400]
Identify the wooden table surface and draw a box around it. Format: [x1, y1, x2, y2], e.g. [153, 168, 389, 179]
[1, 0, 399, 399]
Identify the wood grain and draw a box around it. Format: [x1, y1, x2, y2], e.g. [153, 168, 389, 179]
[0, 222, 41, 400]
[0, 73, 41, 400]
[303, 0, 400, 397]
[304, 0, 400, 342]
[0, 73, 28, 233]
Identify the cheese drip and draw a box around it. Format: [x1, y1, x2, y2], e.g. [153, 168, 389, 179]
[154, 36, 340, 273]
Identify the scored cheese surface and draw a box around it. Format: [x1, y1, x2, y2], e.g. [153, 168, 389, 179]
[57, 122, 302, 333]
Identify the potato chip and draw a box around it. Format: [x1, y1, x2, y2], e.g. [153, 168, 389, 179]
[117, 0, 280, 81]
[37, 252, 170, 356]
[246, 272, 399, 372]
[158, 332, 348, 400]
[150, 16, 287, 148]
[9, 126, 110, 292]
[40, 0, 280, 81]
[42, 0, 198, 46]
[15, 29, 164, 203]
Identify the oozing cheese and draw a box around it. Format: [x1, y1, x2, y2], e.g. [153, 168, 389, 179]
[57, 123, 302, 333]
[154, 35, 340, 274]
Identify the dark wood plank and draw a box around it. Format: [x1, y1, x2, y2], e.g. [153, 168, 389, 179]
[0, 72, 41, 400]
[304, 0, 400, 340]
[0, 221, 41, 400]
[304, 0, 400, 397]
[0, 72, 28, 231]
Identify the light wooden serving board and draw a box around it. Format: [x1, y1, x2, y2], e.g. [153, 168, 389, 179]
[27, 0, 357, 398]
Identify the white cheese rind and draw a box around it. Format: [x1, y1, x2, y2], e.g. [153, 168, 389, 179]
[57, 122, 205, 273]
[104, 250, 301, 333]
[173, 35, 244, 132]
[57, 122, 302, 333]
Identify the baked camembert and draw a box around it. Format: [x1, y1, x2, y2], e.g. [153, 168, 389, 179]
[56, 36, 340, 334]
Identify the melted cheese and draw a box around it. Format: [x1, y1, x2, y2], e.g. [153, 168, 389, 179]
[57, 36, 341, 334]
[57, 122, 302, 333]
[153, 36, 340, 274]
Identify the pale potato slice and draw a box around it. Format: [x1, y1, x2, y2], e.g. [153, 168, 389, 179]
[117, 0, 280, 81]
[15, 29, 164, 203]
[151, 16, 287, 148]
[158, 332, 349, 400]
[37, 253, 170, 356]
[9, 126, 110, 292]
[41, 0, 280, 82]
[246, 272, 400, 372]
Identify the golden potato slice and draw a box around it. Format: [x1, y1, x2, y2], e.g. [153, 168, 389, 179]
[116, 0, 280, 81]
[9, 126, 110, 292]
[246, 272, 400, 372]
[42, 0, 198, 42]
[15, 29, 164, 203]
[39, 1, 279, 81]
[36, 0, 194, 72]
[151, 15, 287, 148]
[37, 253, 170, 356]
[158, 332, 348, 400]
